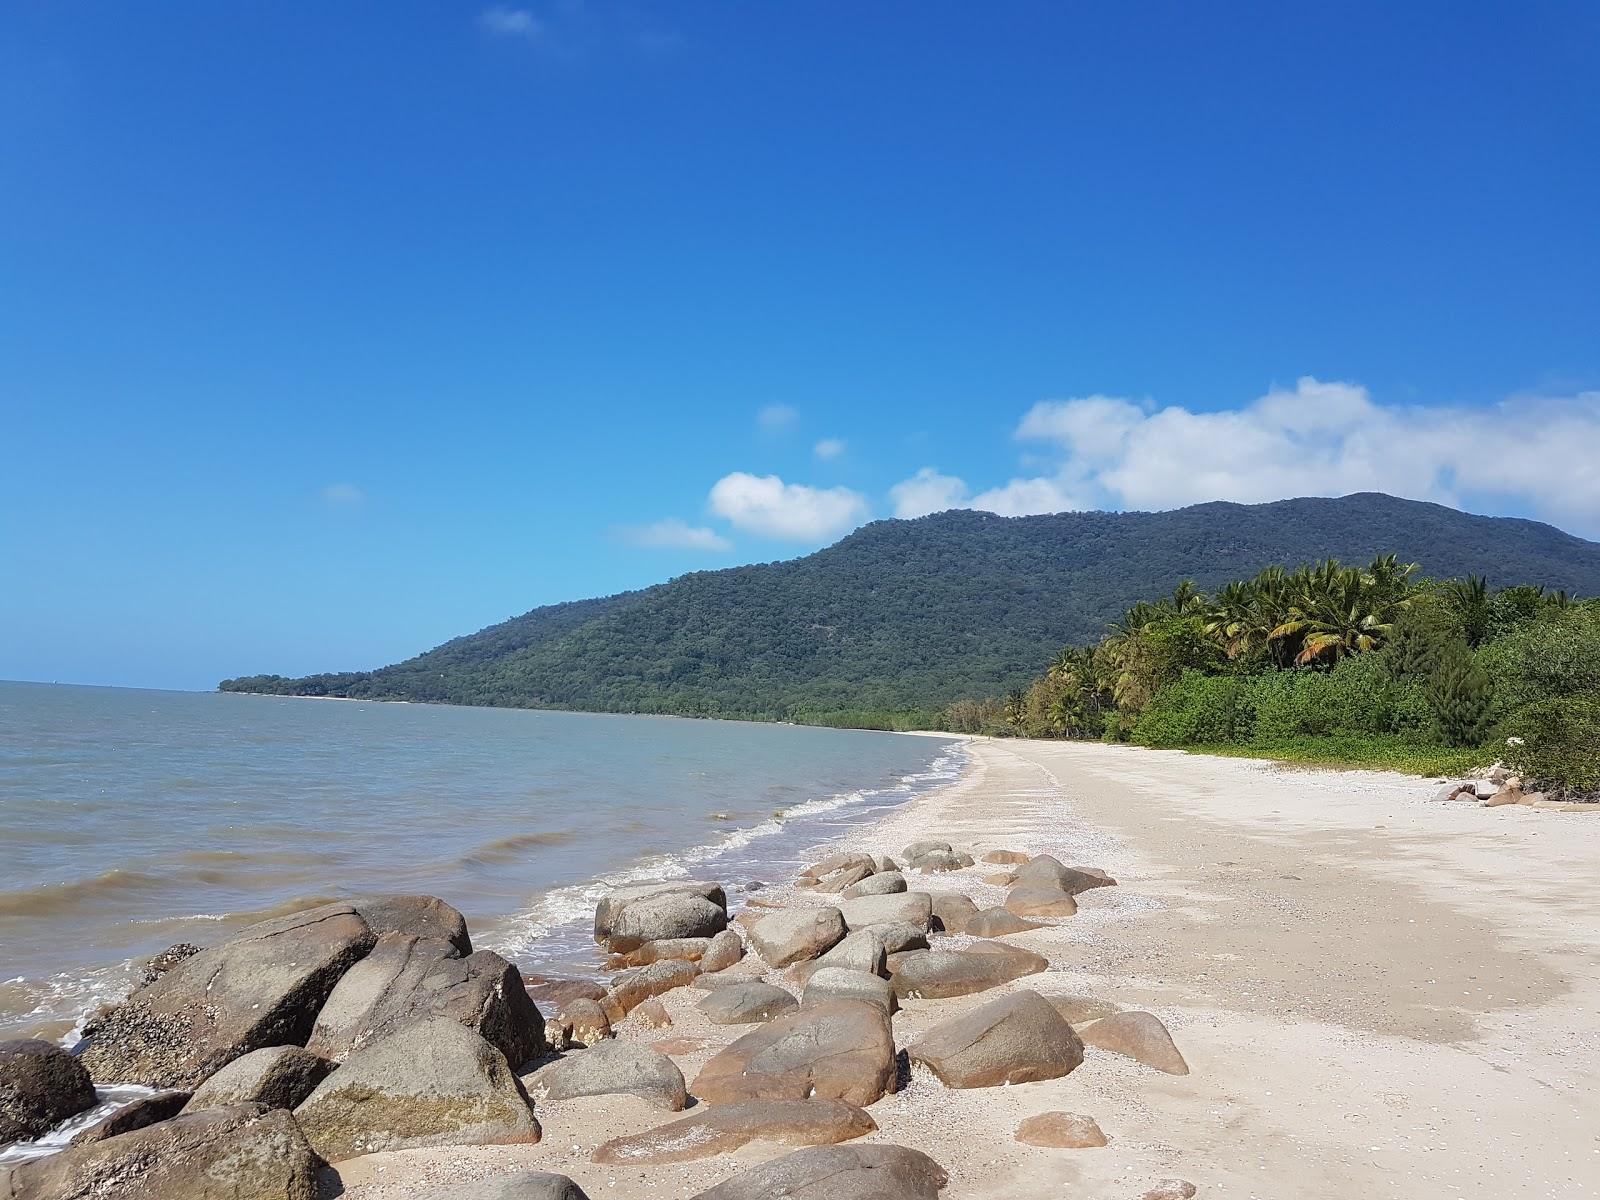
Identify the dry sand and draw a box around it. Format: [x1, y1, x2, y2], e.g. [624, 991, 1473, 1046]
[333, 738, 1600, 1199]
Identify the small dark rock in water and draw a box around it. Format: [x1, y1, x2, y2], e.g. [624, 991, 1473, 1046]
[0, 1038, 98, 1145]
[744, 880, 767, 892]
[70, 1089, 191, 1144]
[138, 943, 201, 988]
[4, 1103, 320, 1200]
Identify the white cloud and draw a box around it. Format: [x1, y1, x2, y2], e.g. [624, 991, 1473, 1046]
[889, 467, 969, 518]
[757, 404, 799, 434]
[479, 6, 543, 40]
[994, 378, 1600, 534]
[615, 518, 732, 552]
[709, 472, 868, 541]
[813, 437, 846, 460]
[322, 483, 365, 506]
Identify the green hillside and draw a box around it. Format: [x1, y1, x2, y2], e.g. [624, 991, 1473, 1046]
[220, 494, 1600, 719]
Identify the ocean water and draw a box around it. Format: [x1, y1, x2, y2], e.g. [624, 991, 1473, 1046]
[0, 681, 959, 1041]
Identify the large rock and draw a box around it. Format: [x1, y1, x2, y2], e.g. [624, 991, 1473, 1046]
[902, 841, 951, 861]
[350, 893, 472, 955]
[562, 999, 611, 1045]
[802, 968, 898, 1016]
[698, 981, 799, 1026]
[183, 1045, 333, 1112]
[1014, 855, 1116, 896]
[839, 892, 932, 932]
[700, 930, 745, 973]
[749, 908, 846, 968]
[1043, 994, 1120, 1025]
[0, 1039, 97, 1145]
[603, 958, 700, 1022]
[612, 937, 713, 967]
[795, 928, 888, 982]
[907, 990, 1084, 1088]
[526, 979, 606, 1011]
[1078, 1011, 1190, 1075]
[908, 849, 973, 873]
[307, 934, 545, 1068]
[929, 894, 979, 934]
[594, 882, 728, 953]
[812, 862, 875, 893]
[872, 922, 930, 954]
[693, 1144, 948, 1200]
[1, 1103, 319, 1200]
[528, 1040, 686, 1111]
[424, 1172, 591, 1200]
[1015, 1111, 1108, 1148]
[292, 1017, 539, 1163]
[80, 902, 375, 1088]
[966, 908, 1041, 937]
[841, 871, 907, 899]
[593, 1098, 876, 1164]
[799, 853, 876, 882]
[889, 943, 1047, 1000]
[693, 1000, 897, 1108]
[69, 1090, 190, 1145]
[1004, 884, 1078, 919]
[981, 850, 1031, 865]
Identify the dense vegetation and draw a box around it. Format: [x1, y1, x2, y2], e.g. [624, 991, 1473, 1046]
[222, 494, 1600, 737]
[953, 555, 1600, 795]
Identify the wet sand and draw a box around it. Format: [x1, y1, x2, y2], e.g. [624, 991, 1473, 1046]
[334, 737, 1600, 1199]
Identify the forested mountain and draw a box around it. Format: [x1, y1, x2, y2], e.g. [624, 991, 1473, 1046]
[220, 494, 1600, 719]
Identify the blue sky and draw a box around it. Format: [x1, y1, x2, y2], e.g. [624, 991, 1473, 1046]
[3, 2, 1598, 690]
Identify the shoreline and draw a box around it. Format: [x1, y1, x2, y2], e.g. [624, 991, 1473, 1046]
[331, 737, 1600, 1198]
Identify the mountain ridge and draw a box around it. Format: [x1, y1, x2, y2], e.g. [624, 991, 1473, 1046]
[221, 493, 1600, 718]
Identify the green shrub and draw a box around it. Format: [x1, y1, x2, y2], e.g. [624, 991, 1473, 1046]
[1501, 691, 1600, 795]
[1132, 672, 1255, 747]
[1427, 640, 1495, 747]
[1479, 608, 1600, 716]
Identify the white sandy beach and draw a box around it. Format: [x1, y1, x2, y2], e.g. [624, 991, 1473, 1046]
[335, 737, 1600, 1199]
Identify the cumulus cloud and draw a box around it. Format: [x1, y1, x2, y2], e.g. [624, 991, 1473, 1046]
[889, 467, 970, 518]
[995, 378, 1600, 533]
[709, 472, 868, 541]
[322, 483, 365, 506]
[757, 404, 799, 434]
[813, 437, 846, 460]
[616, 518, 731, 552]
[479, 6, 543, 39]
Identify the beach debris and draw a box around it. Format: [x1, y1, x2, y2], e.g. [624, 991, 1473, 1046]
[839, 891, 933, 933]
[929, 893, 980, 934]
[293, 1017, 540, 1162]
[889, 942, 1048, 1000]
[964, 907, 1042, 937]
[80, 901, 376, 1089]
[350, 892, 473, 955]
[802, 967, 899, 1016]
[698, 981, 799, 1025]
[0, 1038, 98, 1144]
[691, 1143, 948, 1200]
[749, 907, 848, 967]
[2, 1103, 320, 1200]
[183, 1045, 333, 1113]
[603, 958, 700, 1023]
[907, 991, 1084, 1088]
[700, 929, 745, 973]
[592, 1097, 877, 1165]
[692, 1000, 898, 1107]
[308, 936, 546, 1070]
[594, 881, 729, 953]
[842, 870, 908, 898]
[1015, 1110, 1109, 1148]
[1141, 1181, 1198, 1200]
[1004, 884, 1079, 918]
[528, 1038, 687, 1111]
[1078, 1011, 1190, 1075]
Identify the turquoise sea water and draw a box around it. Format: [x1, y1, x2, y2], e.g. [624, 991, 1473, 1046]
[0, 680, 957, 1040]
